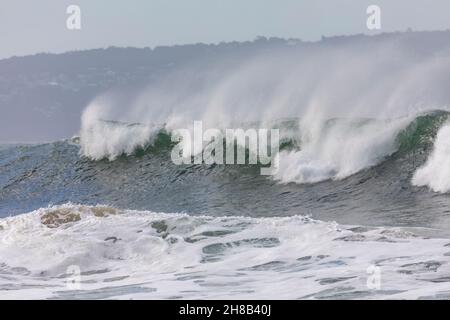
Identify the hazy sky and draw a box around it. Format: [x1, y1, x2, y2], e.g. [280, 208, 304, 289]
[1, 0, 450, 59]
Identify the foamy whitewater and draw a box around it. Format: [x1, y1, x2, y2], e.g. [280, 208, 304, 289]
[4, 33, 450, 299]
[412, 122, 450, 193]
[2, 204, 450, 300]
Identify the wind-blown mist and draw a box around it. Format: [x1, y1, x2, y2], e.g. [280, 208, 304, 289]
[79, 35, 450, 187]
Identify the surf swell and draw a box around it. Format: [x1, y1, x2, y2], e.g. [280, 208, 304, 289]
[73, 31, 450, 189]
[77, 111, 450, 187]
[5, 32, 450, 300]
[412, 121, 450, 193]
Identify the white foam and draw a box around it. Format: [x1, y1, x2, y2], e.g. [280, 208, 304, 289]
[412, 122, 450, 193]
[1, 204, 450, 299]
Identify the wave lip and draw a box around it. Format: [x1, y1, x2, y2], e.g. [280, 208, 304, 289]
[412, 122, 450, 193]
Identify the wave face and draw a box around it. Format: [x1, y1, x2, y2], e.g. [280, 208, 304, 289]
[2, 204, 450, 300]
[80, 120, 161, 161]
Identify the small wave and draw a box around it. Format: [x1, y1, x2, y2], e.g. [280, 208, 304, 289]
[2, 204, 450, 299]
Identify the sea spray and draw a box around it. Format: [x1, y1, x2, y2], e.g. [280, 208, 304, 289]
[1, 204, 450, 299]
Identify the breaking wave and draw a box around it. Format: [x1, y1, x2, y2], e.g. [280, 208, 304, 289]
[78, 111, 450, 186]
[6, 32, 450, 300]
[412, 121, 450, 193]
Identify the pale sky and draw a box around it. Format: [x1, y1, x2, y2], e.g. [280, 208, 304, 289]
[1, 0, 450, 59]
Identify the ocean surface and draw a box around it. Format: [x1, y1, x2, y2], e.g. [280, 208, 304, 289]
[2, 111, 450, 299]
